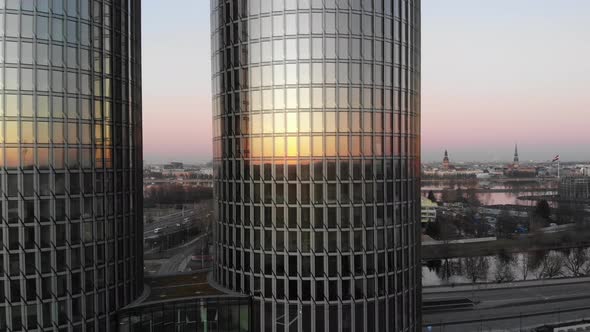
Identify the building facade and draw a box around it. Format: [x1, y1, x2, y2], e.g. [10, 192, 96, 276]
[513, 144, 519, 168]
[0, 1, 143, 330]
[118, 296, 252, 332]
[117, 273, 252, 332]
[442, 150, 450, 170]
[212, 0, 421, 331]
[420, 197, 436, 224]
[559, 176, 590, 202]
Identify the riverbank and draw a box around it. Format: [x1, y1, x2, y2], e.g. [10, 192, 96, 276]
[423, 276, 590, 293]
[422, 228, 590, 259]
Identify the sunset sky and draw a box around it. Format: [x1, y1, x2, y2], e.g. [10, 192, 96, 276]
[142, 0, 590, 163]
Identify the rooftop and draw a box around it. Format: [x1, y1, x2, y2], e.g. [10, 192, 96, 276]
[145, 272, 224, 302]
[123, 271, 249, 310]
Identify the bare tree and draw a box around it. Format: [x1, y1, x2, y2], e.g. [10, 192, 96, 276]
[463, 257, 490, 283]
[563, 248, 590, 277]
[519, 253, 531, 281]
[535, 253, 563, 279]
[527, 250, 548, 272]
[497, 249, 514, 265]
[494, 259, 515, 283]
[436, 258, 456, 283]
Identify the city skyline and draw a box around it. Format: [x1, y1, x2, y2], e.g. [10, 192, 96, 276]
[1, 1, 588, 331]
[142, 0, 590, 164]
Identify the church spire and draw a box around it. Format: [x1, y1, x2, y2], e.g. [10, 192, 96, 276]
[513, 144, 520, 167]
[443, 150, 450, 169]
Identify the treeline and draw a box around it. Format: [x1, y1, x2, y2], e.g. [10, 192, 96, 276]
[144, 184, 213, 207]
[425, 197, 590, 242]
[422, 174, 477, 180]
[425, 247, 590, 285]
[143, 171, 213, 180]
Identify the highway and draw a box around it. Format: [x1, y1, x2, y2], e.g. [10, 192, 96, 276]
[156, 233, 210, 275]
[144, 205, 212, 238]
[144, 178, 214, 187]
[144, 209, 196, 235]
[423, 278, 590, 331]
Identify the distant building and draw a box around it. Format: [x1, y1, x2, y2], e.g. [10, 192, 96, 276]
[513, 144, 520, 168]
[476, 170, 492, 179]
[198, 167, 214, 176]
[574, 165, 590, 176]
[164, 162, 185, 169]
[505, 167, 537, 178]
[537, 167, 550, 177]
[442, 150, 452, 170]
[505, 145, 537, 177]
[422, 196, 438, 224]
[161, 170, 192, 177]
[481, 167, 505, 177]
[559, 176, 590, 201]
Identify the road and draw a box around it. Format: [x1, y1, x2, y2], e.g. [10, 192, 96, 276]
[145, 178, 214, 187]
[144, 209, 196, 235]
[156, 233, 210, 275]
[423, 278, 590, 331]
[144, 206, 212, 238]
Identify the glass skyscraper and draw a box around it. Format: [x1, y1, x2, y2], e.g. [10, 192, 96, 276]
[0, 1, 143, 330]
[212, 0, 420, 330]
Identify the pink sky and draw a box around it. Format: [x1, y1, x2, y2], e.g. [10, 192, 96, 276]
[143, 95, 212, 163]
[141, 0, 590, 163]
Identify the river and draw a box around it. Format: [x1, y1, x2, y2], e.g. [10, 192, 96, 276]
[422, 180, 557, 206]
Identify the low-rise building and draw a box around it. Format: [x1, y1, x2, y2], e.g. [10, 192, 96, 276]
[118, 273, 252, 331]
[164, 161, 185, 169]
[421, 196, 438, 224]
[198, 167, 214, 176]
[504, 166, 537, 178]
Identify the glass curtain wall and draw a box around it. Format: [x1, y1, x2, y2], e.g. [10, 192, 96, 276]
[212, 0, 420, 330]
[117, 297, 252, 332]
[0, 0, 143, 330]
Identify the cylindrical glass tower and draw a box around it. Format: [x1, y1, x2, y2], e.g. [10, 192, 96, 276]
[212, 0, 420, 330]
[0, 1, 143, 330]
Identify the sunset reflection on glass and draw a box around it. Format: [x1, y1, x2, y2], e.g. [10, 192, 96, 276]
[212, 0, 421, 330]
[0, 1, 143, 329]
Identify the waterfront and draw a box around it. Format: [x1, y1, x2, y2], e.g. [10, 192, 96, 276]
[423, 248, 590, 286]
[422, 180, 557, 206]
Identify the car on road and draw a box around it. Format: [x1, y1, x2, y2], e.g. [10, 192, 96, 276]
[176, 223, 181, 227]
[154, 228, 162, 234]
